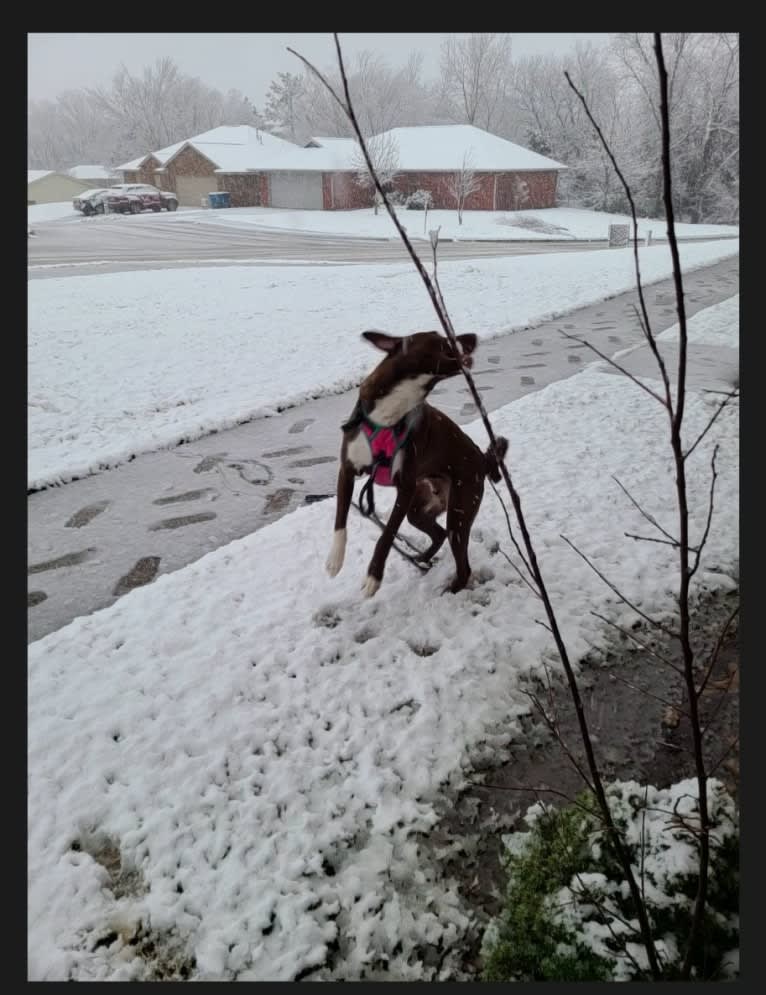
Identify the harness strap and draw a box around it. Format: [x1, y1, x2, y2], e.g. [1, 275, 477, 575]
[358, 458, 385, 518]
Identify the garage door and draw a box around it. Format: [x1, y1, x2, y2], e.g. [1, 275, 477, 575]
[269, 172, 323, 210]
[176, 175, 219, 207]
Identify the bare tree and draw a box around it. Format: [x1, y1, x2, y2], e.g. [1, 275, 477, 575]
[352, 131, 400, 214]
[447, 150, 481, 223]
[264, 71, 305, 141]
[87, 57, 259, 162]
[438, 34, 513, 132]
[294, 48, 437, 144]
[29, 55, 262, 172]
[610, 32, 739, 222]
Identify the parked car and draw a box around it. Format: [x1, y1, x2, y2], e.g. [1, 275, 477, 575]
[73, 184, 180, 217]
[73, 188, 132, 216]
[111, 184, 179, 213]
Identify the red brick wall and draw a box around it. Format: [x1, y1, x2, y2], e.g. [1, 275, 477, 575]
[216, 173, 268, 207]
[322, 169, 559, 210]
[390, 171, 491, 210]
[163, 145, 217, 193]
[324, 171, 371, 210]
[121, 155, 161, 186]
[495, 171, 558, 211]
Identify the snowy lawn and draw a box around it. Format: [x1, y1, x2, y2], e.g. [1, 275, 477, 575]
[28, 239, 738, 489]
[168, 204, 739, 242]
[28, 335, 739, 979]
[28, 201, 80, 224]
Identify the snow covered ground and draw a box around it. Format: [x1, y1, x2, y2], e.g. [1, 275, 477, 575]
[658, 293, 739, 347]
[32, 203, 739, 243]
[181, 205, 739, 242]
[28, 239, 738, 490]
[28, 306, 739, 978]
[28, 201, 80, 224]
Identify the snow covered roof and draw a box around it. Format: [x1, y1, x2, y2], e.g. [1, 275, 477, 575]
[307, 136, 358, 151]
[155, 126, 300, 171]
[68, 165, 116, 180]
[115, 124, 565, 179]
[116, 154, 153, 171]
[213, 138, 359, 174]
[28, 170, 54, 184]
[376, 125, 566, 172]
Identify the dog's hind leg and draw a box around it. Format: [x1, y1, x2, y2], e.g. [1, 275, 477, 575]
[445, 482, 483, 594]
[407, 504, 447, 563]
[407, 477, 449, 561]
[326, 461, 355, 577]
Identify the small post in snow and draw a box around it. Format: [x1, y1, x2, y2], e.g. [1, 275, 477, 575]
[429, 227, 441, 279]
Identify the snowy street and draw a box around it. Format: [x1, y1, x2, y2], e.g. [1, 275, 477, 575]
[27, 205, 738, 275]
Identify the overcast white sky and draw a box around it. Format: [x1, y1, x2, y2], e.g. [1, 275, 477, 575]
[28, 33, 609, 105]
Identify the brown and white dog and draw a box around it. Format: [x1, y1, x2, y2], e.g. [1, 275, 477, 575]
[325, 330, 508, 597]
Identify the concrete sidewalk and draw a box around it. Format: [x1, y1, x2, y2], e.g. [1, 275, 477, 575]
[28, 256, 738, 642]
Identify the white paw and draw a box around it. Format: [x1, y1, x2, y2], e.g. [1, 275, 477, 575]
[362, 575, 381, 598]
[326, 554, 343, 577]
[325, 529, 346, 578]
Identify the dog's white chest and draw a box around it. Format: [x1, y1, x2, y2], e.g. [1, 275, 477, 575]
[345, 433, 406, 479]
[346, 432, 371, 471]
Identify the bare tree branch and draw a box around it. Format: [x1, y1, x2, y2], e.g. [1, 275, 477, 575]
[590, 610, 683, 675]
[562, 534, 680, 639]
[624, 532, 681, 548]
[684, 389, 739, 461]
[612, 475, 679, 546]
[558, 329, 668, 407]
[564, 70, 673, 412]
[696, 603, 739, 699]
[689, 446, 719, 579]
[653, 32, 711, 979]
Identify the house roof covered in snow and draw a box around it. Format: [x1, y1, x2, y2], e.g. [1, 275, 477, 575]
[377, 125, 566, 172]
[28, 170, 54, 184]
[68, 165, 117, 180]
[116, 153, 154, 171]
[154, 126, 300, 171]
[116, 124, 565, 178]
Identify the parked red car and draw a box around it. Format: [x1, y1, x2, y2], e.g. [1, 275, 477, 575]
[111, 184, 179, 213]
[73, 184, 179, 216]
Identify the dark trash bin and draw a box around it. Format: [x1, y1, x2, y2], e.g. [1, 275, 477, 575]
[209, 191, 231, 209]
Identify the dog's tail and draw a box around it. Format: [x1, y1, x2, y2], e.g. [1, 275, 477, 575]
[483, 436, 509, 482]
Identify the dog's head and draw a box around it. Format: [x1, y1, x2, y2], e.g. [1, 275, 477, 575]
[361, 330, 477, 388]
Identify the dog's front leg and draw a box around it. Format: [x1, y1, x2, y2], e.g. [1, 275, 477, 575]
[326, 460, 355, 578]
[363, 480, 415, 598]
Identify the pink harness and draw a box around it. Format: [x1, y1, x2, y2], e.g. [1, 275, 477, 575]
[341, 404, 420, 518]
[360, 420, 410, 487]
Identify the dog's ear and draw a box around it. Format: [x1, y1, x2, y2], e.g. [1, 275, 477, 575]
[361, 330, 402, 353]
[457, 333, 478, 354]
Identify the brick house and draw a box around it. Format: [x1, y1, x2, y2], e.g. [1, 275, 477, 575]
[118, 126, 296, 207]
[318, 125, 565, 211]
[118, 124, 565, 211]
